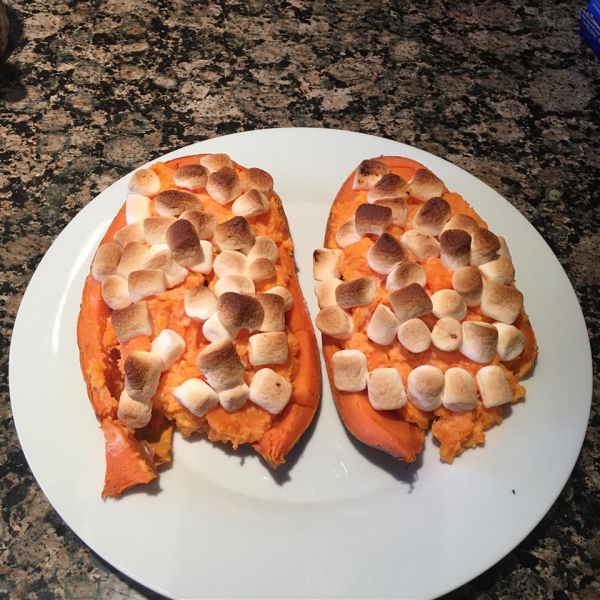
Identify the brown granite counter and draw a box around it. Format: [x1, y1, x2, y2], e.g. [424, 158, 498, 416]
[1, 0, 598, 598]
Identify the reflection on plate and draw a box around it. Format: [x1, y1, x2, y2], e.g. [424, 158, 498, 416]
[10, 129, 592, 599]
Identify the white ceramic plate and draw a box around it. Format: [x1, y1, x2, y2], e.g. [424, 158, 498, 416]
[10, 129, 592, 600]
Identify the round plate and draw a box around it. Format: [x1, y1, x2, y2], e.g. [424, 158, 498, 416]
[9, 128, 592, 599]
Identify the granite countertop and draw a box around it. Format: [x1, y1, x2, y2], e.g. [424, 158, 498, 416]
[1, 0, 598, 598]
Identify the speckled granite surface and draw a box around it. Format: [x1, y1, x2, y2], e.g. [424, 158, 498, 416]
[0, 0, 598, 598]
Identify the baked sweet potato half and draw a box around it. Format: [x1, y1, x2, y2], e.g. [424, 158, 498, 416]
[78, 153, 320, 498]
[313, 156, 537, 463]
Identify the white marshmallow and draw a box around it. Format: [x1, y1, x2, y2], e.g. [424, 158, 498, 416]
[265, 286, 293, 311]
[386, 262, 427, 293]
[185, 286, 218, 321]
[315, 306, 354, 339]
[148, 243, 170, 257]
[188, 240, 214, 274]
[431, 289, 468, 321]
[431, 318, 463, 352]
[173, 378, 219, 417]
[476, 366, 514, 408]
[478, 256, 515, 285]
[151, 329, 186, 371]
[313, 248, 344, 281]
[493, 322, 526, 362]
[401, 230, 440, 261]
[443, 368, 477, 412]
[231, 189, 270, 218]
[407, 365, 444, 411]
[332, 349, 368, 392]
[117, 390, 152, 430]
[214, 274, 255, 296]
[219, 382, 250, 412]
[367, 368, 407, 410]
[245, 236, 279, 264]
[249, 369, 292, 415]
[248, 332, 289, 366]
[336, 218, 363, 248]
[213, 250, 248, 278]
[128, 269, 167, 303]
[101, 275, 132, 310]
[315, 278, 343, 309]
[114, 222, 145, 248]
[397, 318, 432, 353]
[366, 304, 401, 346]
[460, 321, 498, 363]
[126, 194, 152, 225]
[202, 312, 240, 342]
[128, 169, 160, 197]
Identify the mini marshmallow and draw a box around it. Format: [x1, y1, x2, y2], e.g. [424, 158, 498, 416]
[102, 275, 132, 310]
[197, 339, 245, 391]
[332, 349, 368, 392]
[352, 159, 391, 190]
[367, 233, 408, 275]
[117, 242, 151, 279]
[336, 218, 363, 248]
[200, 153, 233, 173]
[117, 390, 152, 430]
[397, 318, 431, 353]
[366, 368, 407, 410]
[128, 269, 167, 303]
[497, 236, 512, 260]
[248, 332, 289, 366]
[217, 292, 264, 331]
[407, 365, 444, 411]
[143, 250, 188, 289]
[366, 304, 401, 345]
[431, 289, 467, 321]
[151, 329, 185, 370]
[443, 368, 477, 412]
[335, 276, 377, 309]
[188, 240, 214, 274]
[412, 197, 451, 236]
[126, 194, 151, 225]
[218, 382, 249, 412]
[124, 351, 163, 402]
[214, 274, 255, 296]
[179, 210, 217, 240]
[92, 243, 123, 282]
[173, 164, 208, 190]
[245, 258, 276, 282]
[155, 189, 203, 217]
[213, 250, 248, 278]
[442, 213, 479, 236]
[265, 286, 293, 311]
[185, 285, 218, 321]
[460, 321, 498, 363]
[439, 229, 472, 271]
[367, 173, 410, 203]
[386, 262, 427, 293]
[243, 167, 274, 196]
[315, 278, 343, 309]
[245, 236, 279, 263]
[401, 229, 440, 261]
[476, 366, 514, 408]
[111, 302, 152, 343]
[389, 283, 433, 322]
[249, 368, 292, 415]
[214, 216, 255, 251]
[313, 248, 344, 281]
[493, 322, 526, 361]
[480, 281, 523, 325]
[431, 318, 463, 352]
[173, 378, 219, 417]
[470, 227, 501, 267]
[478, 256, 515, 285]
[129, 168, 160, 197]
[355, 203, 392, 237]
[206, 167, 242, 205]
[408, 169, 445, 201]
[165, 219, 201, 267]
[232, 189, 270, 218]
[373, 197, 408, 225]
[148, 244, 169, 256]
[114, 222, 145, 248]
[255, 293, 286, 332]
[315, 306, 354, 339]
[452, 266, 483, 306]
[144, 216, 177, 245]
[202, 312, 240, 342]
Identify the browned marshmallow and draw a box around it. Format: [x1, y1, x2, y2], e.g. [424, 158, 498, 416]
[117, 242, 150, 279]
[313, 248, 343, 281]
[197, 339, 245, 391]
[92, 243, 123, 282]
[128, 269, 167, 303]
[431, 317, 463, 351]
[202, 312, 240, 342]
[245, 236, 279, 263]
[408, 169, 444, 201]
[217, 292, 264, 331]
[248, 332, 288, 366]
[144, 216, 177, 245]
[200, 153, 233, 173]
[315, 306, 354, 339]
[442, 213, 478, 236]
[389, 283, 433, 322]
[179, 210, 217, 240]
[366, 368, 407, 410]
[165, 219, 200, 267]
[218, 382, 249, 412]
[397, 318, 431, 353]
[155, 189, 202, 217]
[255, 293, 286, 332]
[480, 281, 523, 324]
[245, 258, 276, 282]
[443, 368, 477, 411]
[126, 194, 151, 225]
[173, 378, 219, 417]
[412, 197, 451, 236]
[352, 159, 391, 190]
[173, 164, 208, 190]
[143, 248, 188, 289]
[493, 322, 525, 361]
[407, 365, 444, 411]
[102, 275, 131, 310]
[214, 216, 255, 251]
[265, 286, 293, 311]
[439, 229, 472, 271]
[243, 167, 274, 196]
[111, 302, 152, 343]
[478, 256, 515, 285]
[451, 266, 483, 306]
[476, 366, 514, 408]
[213, 250, 247, 278]
[470, 227, 501, 267]
[460, 321, 498, 363]
[355, 203, 392, 237]
[373, 198, 408, 225]
[124, 351, 163, 401]
[336, 218, 363, 248]
[114, 222, 145, 248]
[129, 168, 160, 196]
[431, 289, 467, 321]
[117, 391, 152, 429]
[232, 189, 270, 218]
[335, 276, 377, 309]
[214, 274, 255, 296]
[249, 368, 292, 414]
[367, 173, 410, 203]
[185, 286, 218, 321]
[497, 236, 512, 260]
[401, 230, 440, 261]
[188, 240, 214, 274]
[367, 304, 401, 345]
[332, 349, 368, 391]
[315, 278, 343, 309]
[367, 233, 408, 275]
[386, 262, 427, 293]
[206, 167, 242, 205]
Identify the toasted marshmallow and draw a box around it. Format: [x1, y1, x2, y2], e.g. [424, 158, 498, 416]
[336, 218, 363, 248]
[478, 256, 515, 285]
[366, 368, 407, 410]
[232, 189, 270, 218]
[480, 281, 523, 324]
[335, 276, 377, 309]
[443, 368, 477, 411]
[265, 286, 293, 311]
[366, 304, 401, 345]
[197, 339, 245, 391]
[144, 216, 177, 245]
[214, 216, 255, 251]
[355, 203, 392, 237]
[352, 159, 391, 190]
[431, 289, 467, 321]
[126, 194, 152, 225]
[313, 248, 343, 281]
[213, 250, 248, 278]
[476, 366, 514, 408]
[155, 189, 202, 217]
[214, 274, 255, 296]
[243, 167, 274, 196]
[493, 322, 525, 361]
[218, 382, 249, 412]
[315, 306, 354, 339]
[255, 293, 286, 332]
[148, 243, 169, 257]
[245, 236, 279, 263]
[179, 210, 217, 240]
[397, 318, 431, 353]
[408, 169, 444, 201]
[401, 230, 440, 261]
[206, 167, 242, 204]
[165, 219, 200, 267]
[249, 368, 292, 414]
[367, 233, 408, 275]
[128, 269, 167, 303]
[173, 378, 219, 417]
[389, 283, 433, 322]
[460, 321, 498, 363]
[173, 164, 208, 190]
[124, 351, 163, 402]
[143, 250, 188, 288]
[497, 236, 512, 260]
[439, 229, 472, 271]
[202, 312, 240, 342]
[246, 258, 276, 282]
[188, 240, 214, 274]
[101, 275, 132, 310]
[118, 390, 152, 429]
[407, 365, 444, 411]
[431, 317, 463, 352]
[185, 286, 218, 321]
[386, 262, 427, 293]
[114, 222, 145, 248]
[248, 332, 289, 366]
[151, 329, 185, 370]
[470, 228, 501, 267]
[129, 168, 160, 197]
[117, 242, 151, 279]
[332, 349, 368, 392]
[111, 302, 152, 343]
[217, 292, 264, 331]
[442, 213, 479, 236]
[92, 243, 123, 282]
[315, 278, 343, 309]
[373, 197, 408, 225]
[412, 197, 451, 236]
[367, 173, 410, 203]
[451, 266, 483, 306]
[200, 153, 233, 173]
